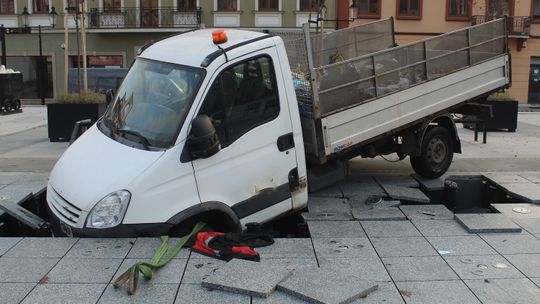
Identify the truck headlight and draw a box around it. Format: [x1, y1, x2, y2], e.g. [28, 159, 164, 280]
[86, 190, 131, 228]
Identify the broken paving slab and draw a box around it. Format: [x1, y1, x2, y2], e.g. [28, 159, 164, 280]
[351, 207, 406, 221]
[399, 204, 454, 220]
[490, 203, 540, 219]
[201, 259, 293, 298]
[307, 197, 351, 213]
[411, 174, 445, 191]
[380, 184, 430, 204]
[301, 211, 353, 222]
[464, 278, 540, 304]
[277, 268, 378, 304]
[308, 221, 366, 238]
[454, 213, 522, 233]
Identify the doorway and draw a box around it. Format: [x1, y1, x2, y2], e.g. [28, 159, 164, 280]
[140, 0, 159, 27]
[528, 57, 540, 104]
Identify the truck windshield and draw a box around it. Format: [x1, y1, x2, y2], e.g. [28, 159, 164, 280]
[102, 58, 204, 149]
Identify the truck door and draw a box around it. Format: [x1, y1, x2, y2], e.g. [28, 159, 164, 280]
[191, 50, 298, 224]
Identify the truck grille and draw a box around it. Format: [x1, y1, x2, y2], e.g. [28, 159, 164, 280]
[47, 187, 82, 225]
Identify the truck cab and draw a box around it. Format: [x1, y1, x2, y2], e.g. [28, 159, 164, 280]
[47, 29, 308, 237]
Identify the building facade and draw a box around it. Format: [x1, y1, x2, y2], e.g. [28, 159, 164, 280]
[0, 0, 338, 102]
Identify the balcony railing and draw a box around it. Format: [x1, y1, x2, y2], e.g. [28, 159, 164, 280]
[87, 7, 201, 29]
[472, 15, 531, 37]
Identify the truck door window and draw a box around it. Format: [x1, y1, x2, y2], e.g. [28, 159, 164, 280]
[199, 56, 280, 148]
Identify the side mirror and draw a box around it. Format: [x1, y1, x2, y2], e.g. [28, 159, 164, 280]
[188, 115, 220, 160]
[105, 89, 114, 106]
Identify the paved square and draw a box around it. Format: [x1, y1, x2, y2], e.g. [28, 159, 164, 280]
[0, 257, 59, 283]
[65, 238, 135, 258]
[317, 257, 391, 282]
[512, 218, 540, 234]
[47, 258, 122, 284]
[490, 203, 540, 219]
[503, 254, 540, 277]
[411, 219, 471, 236]
[175, 284, 250, 304]
[4, 237, 77, 258]
[427, 235, 497, 256]
[351, 207, 406, 221]
[361, 221, 421, 238]
[21, 283, 106, 304]
[308, 221, 366, 238]
[380, 184, 430, 203]
[480, 233, 540, 254]
[382, 256, 458, 282]
[114, 258, 188, 284]
[0, 283, 35, 304]
[399, 205, 454, 220]
[255, 238, 315, 259]
[464, 278, 540, 304]
[312, 237, 378, 258]
[99, 283, 179, 304]
[371, 237, 437, 257]
[127, 238, 190, 259]
[307, 197, 351, 213]
[0, 237, 21, 256]
[396, 280, 481, 304]
[455, 214, 522, 233]
[444, 255, 524, 280]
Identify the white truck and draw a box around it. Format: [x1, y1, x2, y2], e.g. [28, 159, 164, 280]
[47, 18, 510, 236]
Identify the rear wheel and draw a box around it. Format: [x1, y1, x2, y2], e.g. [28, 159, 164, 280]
[410, 126, 454, 178]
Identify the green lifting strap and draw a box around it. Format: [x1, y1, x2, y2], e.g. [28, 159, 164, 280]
[113, 222, 206, 295]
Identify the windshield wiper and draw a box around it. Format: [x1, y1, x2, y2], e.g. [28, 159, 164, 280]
[118, 129, 151, 150]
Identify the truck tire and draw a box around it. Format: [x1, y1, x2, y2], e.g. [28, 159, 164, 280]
[410, 126, 454, 178]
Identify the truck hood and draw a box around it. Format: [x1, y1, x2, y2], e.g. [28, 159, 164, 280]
[49, 125, 165, 211]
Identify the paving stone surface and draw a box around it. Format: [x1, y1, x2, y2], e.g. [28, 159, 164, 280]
[480, 233, 540, 254]
[399, 204, 454, 220]
[520, 172, 540, 183]
[444, 255, 524, 280]
[277, 268, 378, 304]
[175, 283, 251, 304]
[503, 254, 540, 278]
[484, 173, 531, 184]
[126, 238, 190, 259]
[115, 259, 187, 284]
[99, 283, 179, 304]
[0, 185, 33, 204]
[374, 175, 420, 188]
[309, 184, 343, 198]
[307, 221, 366, 238]
[490, 203, 540, 219]
[21, 283, 106, 304]
[0, 283, 35, 304]
[411, 219, 471, 236]
[371, 237, 437, 257]
[464, 278, 540, 304]
[427, 235, 497, 256]
[351, 207, 406, 221]
[312, 237, 378, 259]
[351, 281, 405, 304]
[307, 197, 351, 213]
[181, 258, 226, 284]
[255, 238, 315, 259]
[512, 218, 540, 234]
[65, 238, 135, 258]
[360, 220, 421, 238]
[396, 280, 481, 304]
[0, 257, 59, 283]
[251, 290, 309, 304]
[201, 259, 292, 298]
[493, 182, 540, 204]
[380, 184, 430, 203]
[317, 257, 391, 282]
[411, 174, 445, 191]
[0, 237, 21, 256]
[531, 277, 540, 288]
[455, 213, 522, 233]
[4, 237, 77, 258]
[47, 258, 122, 284]
[382, 256, 459, 282]
[339, 177, 383, 198]
[301, 211, 353, 221]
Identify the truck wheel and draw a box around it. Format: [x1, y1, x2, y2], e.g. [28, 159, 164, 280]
[410, 126, 454, 178]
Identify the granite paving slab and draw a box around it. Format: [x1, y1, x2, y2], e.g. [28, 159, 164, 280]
[427, 235, 497, 256]
[411, 174, 445, 191]
[464, 278, 540, 304]
[255, 238, 316, 259]
[277, 268, 378, 304]
[480, 232, 540, 254]
[455, 213, 522, 233]
[0, 257, 59, 283]
[174, 283, 251, 304]
[512, 218, 540, 234]
[492, 182, 540, 204]
[312, 237, 378, 259]
[380, 184, 430, 203]
[126, 238, 190, 259]
[252, 290, 309, 304]
[490, 203, 540, 219]
[301, 211, 353, 221]
[503, 254, 540, 277]
[307, 197, 351, 213]
[399, 204, 454, 220]
[47, 257, 122, 283]
[339, 178, 384, 198]
[309, 184, 343, 198]
[519, 172, 540, 183]
[350, 282, 404, 304]
[0, 237, 21, 256]
[351, 207, 406, 221]
[483, 173, 531, 184]
[396, 280, 481, 304]
[371, 237, 437, 257]
[360, 220, 421, 238]
[374, 175, 420, 188]
[308, 221, 366, 238]
[21, 283, 106, 304]
[0, 173, 21, 185]
[65, 238, 135, 258]
[444, 255, 523, 280]
[4, 237, 78, 258]
[99, 283, 179, 304]
[531, 278, 540, 288]
[382, 256, 459, 282]
[114, 258, 187, 284]
[317, 256, 391, 282]
[201, 259, 292, 298]
[348, 192, 389, 207]
[0, 283, 35, 304]
[0, 184, 33, 205]
[411, 219, 471, 236]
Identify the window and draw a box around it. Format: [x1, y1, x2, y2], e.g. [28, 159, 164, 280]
[299, 0, 312, 11]
[217, 0, 237, 11]
[0, 0, 14, 14]
[358, 0, 380, 18]
[446, 0, 471, 20]
[397, 0, 421, 19]
[199, 56, 280, 148]
[178, 0, 196, 10]
[103, 0, 121, 12]
[532, 0, 540, 22]
[487, 0, 512, 16]
[258, 0, 278, 11]
[33, 0, 49, 14]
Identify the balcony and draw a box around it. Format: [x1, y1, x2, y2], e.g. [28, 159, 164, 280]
[472, 15, 531, 38]
[87, 7, 201, 29]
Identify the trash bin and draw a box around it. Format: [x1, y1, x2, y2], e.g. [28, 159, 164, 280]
[0, 73, 23, 112]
